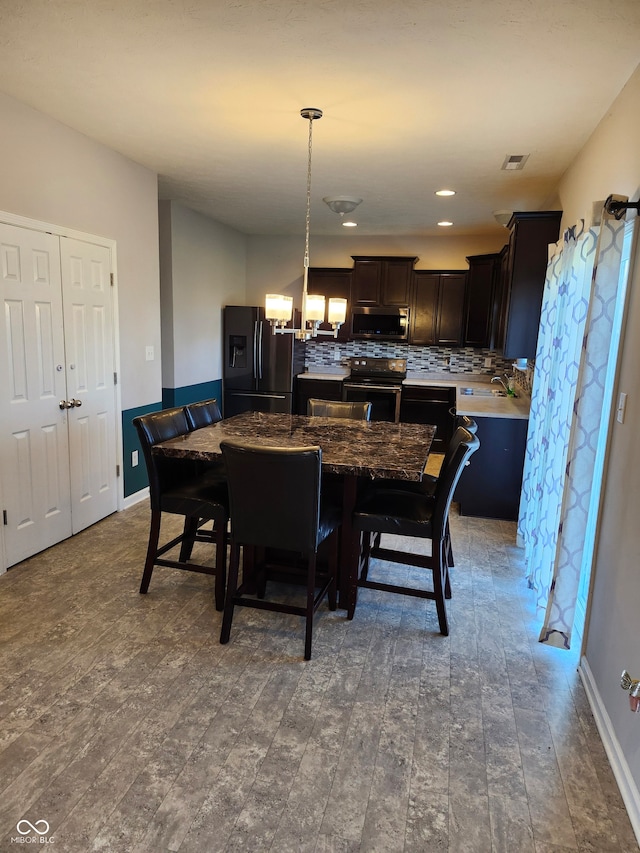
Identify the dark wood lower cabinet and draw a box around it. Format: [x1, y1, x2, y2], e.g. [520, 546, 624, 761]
[455, 416, 528, 520]
[400, 386, 456, 452]
[295, 378, 343, 415]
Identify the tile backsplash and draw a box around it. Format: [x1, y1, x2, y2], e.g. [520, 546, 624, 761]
[304, 340, 516, 376]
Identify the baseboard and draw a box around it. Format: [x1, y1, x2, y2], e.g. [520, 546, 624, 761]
[122, 487, 149, 510]
[579, 657, 640, 845]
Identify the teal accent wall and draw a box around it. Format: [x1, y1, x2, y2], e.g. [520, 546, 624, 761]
[122, 401, 162, 497]
[162, 379, 222, 409]
[123, 381, 222, 498]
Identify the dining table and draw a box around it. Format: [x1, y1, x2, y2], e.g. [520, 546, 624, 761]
[152, 411, 437, 610]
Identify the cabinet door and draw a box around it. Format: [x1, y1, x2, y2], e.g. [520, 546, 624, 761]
[410, 272, 439, 345]
[381, 259, 412, 305]
[351, 260, 381, 305]
[435, 274, 466, 346]
[464, 255, 499, 347]
[502, 211, 562, 359]
[307, 267, 351, 341]
[295, 378, 343, 415]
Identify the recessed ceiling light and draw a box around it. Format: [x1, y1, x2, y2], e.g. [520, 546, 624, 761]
[342, 221, 357, 227]
[437, 220, 453, 227]
[435, 189, 456, 197]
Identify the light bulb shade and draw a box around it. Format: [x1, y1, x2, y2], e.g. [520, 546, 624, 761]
[265, 293, 293, 322]
[323, 196, 363, 216]
[493, 210, 512, 227]
[305, 293, 326, 322]
[327, 298, 347, 325]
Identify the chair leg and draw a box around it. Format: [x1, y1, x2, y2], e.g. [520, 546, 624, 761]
[445, 518, 454, 568]
[179, 516, 199, 562]
[432, 542, 449, 636]
[139, 509, 162, 593]
[214, 523, 227, 612]
[327, 530, 338, 611]
[304, 554, 317, 661]
[220, 542, 240, 645]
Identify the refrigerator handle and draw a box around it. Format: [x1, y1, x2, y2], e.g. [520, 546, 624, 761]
[253, 321, 259, 379]
[257, 321, 264, 380]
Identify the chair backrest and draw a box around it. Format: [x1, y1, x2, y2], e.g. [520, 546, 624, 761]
[221, 439, 323, 554]
[457, 415, 478, 434]
[432, 427, 480, 536]
[307, 399, 372, 420]
[184, 398, 223, 430]
[133, 407, 195, 507]
[439, 421, 478, 477]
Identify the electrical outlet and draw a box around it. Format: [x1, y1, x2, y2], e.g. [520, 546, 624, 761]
[484, 357, 492, 368]
[617, 392, 628, 424]
[131, 450, 139, 467]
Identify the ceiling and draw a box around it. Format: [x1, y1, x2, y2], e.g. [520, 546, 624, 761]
[1, 0, 640, 238]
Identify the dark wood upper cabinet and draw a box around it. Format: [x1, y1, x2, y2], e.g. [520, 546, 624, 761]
[436, 273, 466, 346]
[500, 211, 562, 358]
[411, 271, 466, 346]
[464, 253, 501, 348]
[307, 267, 352, 341]
[351, 256, 416, 307]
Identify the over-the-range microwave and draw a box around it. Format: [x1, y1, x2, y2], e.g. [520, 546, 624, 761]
[350, 306, 409, 341]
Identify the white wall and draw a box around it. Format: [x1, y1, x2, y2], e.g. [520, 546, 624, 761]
[557, 63, 640, 806]
[245, 233, 506, 306]
[160, 202, 247, 388]
[0, 91, 161, 411]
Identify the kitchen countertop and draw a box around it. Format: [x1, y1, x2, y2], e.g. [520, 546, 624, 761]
[298, 370, 530, 419]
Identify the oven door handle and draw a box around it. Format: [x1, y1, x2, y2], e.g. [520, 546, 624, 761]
[343, 382, 402, 392]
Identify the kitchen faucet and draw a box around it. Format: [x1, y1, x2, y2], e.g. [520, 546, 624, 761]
[491, 374, 516, 396]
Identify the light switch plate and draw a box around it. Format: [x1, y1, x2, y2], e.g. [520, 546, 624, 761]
[617, 391, 628, 424]
[145, 345, 154, 361]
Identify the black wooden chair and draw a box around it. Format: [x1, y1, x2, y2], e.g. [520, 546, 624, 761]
[307, 399, 372, 420]
[184, 398, 223, 430]
[368, 416, 478, 567]
[348, 427, 480, 634]
[133, 407, 228, 610]
[219, 440, 341, 660]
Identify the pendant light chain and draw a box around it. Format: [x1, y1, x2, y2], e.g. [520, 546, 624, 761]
[303, 113, 314, 272]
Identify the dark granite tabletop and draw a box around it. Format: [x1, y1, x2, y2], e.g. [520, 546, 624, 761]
[153, 411, 436, 481]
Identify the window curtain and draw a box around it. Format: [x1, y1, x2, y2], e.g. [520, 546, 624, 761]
[518, 221, 598, 647]
[518, 210, 632, 648]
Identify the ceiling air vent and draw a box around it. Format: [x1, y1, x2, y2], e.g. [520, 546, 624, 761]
[502, 154, 529, 171]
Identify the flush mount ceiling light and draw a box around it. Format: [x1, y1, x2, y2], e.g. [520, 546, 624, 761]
[265, 109, 347, 340]
[437, 220, 454, 227]
[342, 221, 358, 227]
[493, 210, 512, 227]
[435, 189, 456, 197]
[323, 196, 363, 216]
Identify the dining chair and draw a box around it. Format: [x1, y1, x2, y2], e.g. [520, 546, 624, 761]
[219, 439, 341, 660]
[307, 399, 372, 420]
[368, 416, 478, 568]
[184, 398, 223, 430]
[347, 427, 480, 635]
[133, 407, 229, 610]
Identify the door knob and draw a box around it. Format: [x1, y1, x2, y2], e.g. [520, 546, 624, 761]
[59, 400, 73, 410]
[71, 399, 82, 407]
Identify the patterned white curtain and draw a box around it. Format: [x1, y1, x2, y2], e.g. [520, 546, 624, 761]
[518, 221, 598, 646]
[518, 211, 633, 648]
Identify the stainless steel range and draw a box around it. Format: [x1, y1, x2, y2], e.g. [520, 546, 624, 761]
[342, 357, 407, 422]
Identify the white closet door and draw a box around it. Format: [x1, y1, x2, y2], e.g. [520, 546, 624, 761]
[0, 223, 72, 566]
[60, 237, 118, 534]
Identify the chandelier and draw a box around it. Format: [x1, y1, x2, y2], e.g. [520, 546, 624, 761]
[265, 108, 347, 340]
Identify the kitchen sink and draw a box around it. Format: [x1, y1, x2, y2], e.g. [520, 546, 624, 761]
[459, 387, 508, 397]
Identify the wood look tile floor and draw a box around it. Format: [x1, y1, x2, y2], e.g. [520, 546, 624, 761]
[0, 499, 637, 852]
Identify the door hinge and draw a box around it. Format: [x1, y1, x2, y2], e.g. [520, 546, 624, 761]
[116, 465, 120, 477]
[2, 510, 7, 526]
[110, 273, 114, 287]
[113, 371, 118, 385]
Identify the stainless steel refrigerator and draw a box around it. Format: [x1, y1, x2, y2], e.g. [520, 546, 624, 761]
[223, 305, 304, 417]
